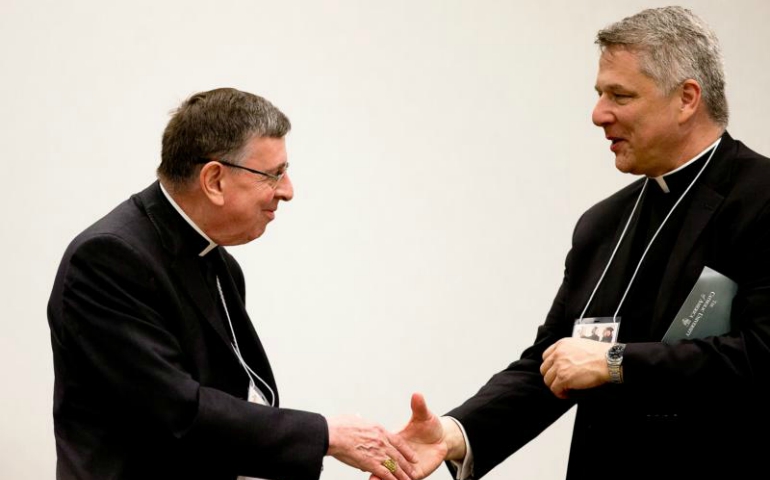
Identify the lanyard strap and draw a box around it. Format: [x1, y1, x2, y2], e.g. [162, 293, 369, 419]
[216, 275, 276, 407]
[579, 142, 720, 321]
[578, 180, 647, 321]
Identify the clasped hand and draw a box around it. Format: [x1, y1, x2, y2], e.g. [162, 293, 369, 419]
[540, 337, 613, 399]
[369, 393, 463, 480]
[334, 338, 614, 480]
[327, 414, 418, 480]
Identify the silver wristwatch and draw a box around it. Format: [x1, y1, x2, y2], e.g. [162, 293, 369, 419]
[606, 343, 626, 384]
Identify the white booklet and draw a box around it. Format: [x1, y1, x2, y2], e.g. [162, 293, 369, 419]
[662, 266, 738, 344]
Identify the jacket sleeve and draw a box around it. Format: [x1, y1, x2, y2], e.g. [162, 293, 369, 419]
[445, 247, 579, 479]
[52, 232, 328, 480]
[621, 196, 770, 400]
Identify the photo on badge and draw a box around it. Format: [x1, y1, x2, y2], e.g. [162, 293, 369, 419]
[572, 317, 620, 343]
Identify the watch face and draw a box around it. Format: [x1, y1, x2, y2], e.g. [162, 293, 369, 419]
[607, 344, 625, 360]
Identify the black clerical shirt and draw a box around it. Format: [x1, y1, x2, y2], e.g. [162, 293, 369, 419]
[585, 148, 713, 343]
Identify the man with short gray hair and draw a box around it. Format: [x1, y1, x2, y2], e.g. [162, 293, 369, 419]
[48, 87, 418, 480]
[391, 7, 770, 479]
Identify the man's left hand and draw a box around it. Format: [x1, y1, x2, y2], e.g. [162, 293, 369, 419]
[540, 338, 613, 399]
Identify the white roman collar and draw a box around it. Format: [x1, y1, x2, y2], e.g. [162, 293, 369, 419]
[651, 137, 722, 193]
[159, 182, 218, 257]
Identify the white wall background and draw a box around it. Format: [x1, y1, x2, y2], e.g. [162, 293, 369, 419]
[2, 1, 769, 479]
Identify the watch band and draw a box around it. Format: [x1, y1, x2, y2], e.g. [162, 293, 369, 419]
[606, 343, 626, 384]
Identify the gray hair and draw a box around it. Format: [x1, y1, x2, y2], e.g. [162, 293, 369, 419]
[158, 88, 291, 186]
[596, 6, 728, 127]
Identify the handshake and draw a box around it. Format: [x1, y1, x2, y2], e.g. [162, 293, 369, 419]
[325, 393, 466, 480]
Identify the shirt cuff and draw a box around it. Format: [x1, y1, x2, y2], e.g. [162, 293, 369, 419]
[444, 416, 474, 480]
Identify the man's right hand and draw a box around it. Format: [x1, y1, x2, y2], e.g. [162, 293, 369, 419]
[326, 414, 418, 480]
[371, 393, 467, 480]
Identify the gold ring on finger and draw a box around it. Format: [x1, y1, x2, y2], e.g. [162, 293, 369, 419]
[382, 457, 398, 474]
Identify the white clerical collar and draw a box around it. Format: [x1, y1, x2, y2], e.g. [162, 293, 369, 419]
[159, 182, 218, 256]
[651, 137, 722, 193]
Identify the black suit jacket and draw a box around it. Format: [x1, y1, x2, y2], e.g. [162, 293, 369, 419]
[48, 182, 328, 480]
[448, 132, 770, 479]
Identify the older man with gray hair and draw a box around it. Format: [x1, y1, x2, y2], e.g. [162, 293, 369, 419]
[48, 88, 418, 480]
[391, 7, 770, 480]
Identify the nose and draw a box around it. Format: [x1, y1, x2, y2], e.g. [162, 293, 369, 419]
[275, 172, 294, 201]
[592, 95, 613, 127]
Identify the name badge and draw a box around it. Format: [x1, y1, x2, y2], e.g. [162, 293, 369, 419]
[573, 317, 620, 343]
[248, 384, 268, 406]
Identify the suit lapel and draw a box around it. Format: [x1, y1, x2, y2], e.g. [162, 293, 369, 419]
[137, 183, 242, 354]
[213, 248, 278, 398]
[649, 135, 736, 336]
[578, 179, 647, 320]
[171, 254, 235, 347]
[650, 183, 724, 335]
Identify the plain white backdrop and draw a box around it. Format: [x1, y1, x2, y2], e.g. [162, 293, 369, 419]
[2, 1, 770, 479]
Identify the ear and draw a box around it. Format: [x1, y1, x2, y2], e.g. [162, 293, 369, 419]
[678, 79, 702, 124]
[198, 162, 227, 207]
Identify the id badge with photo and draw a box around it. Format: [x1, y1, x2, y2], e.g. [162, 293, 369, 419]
[573, 317, 620, 343]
